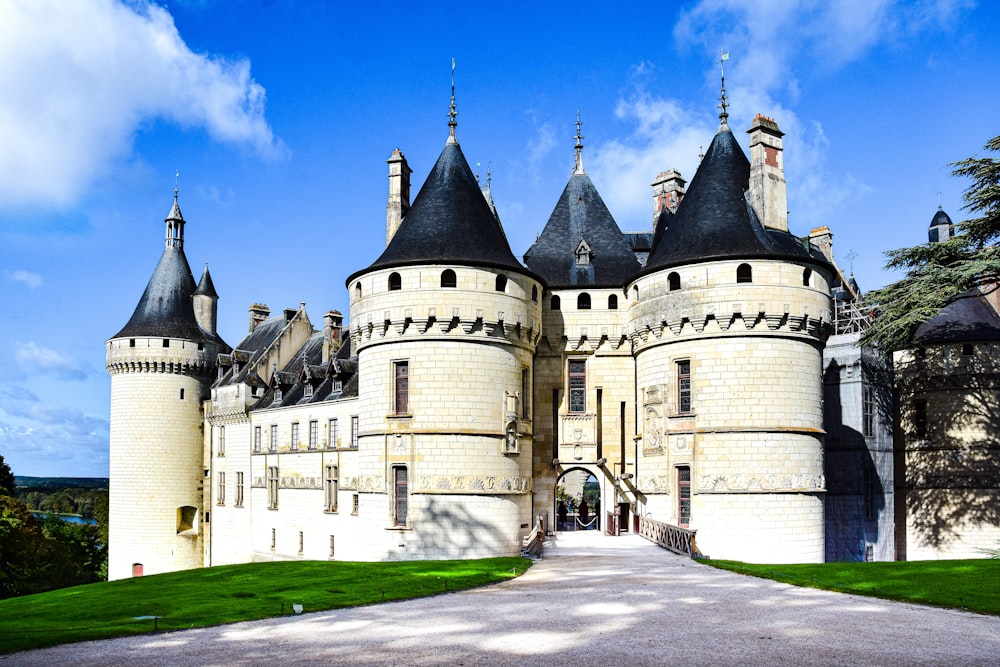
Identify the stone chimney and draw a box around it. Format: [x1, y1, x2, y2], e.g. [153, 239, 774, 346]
[651, 169, 686, 224]
[808, 227, 834, 264]
[323, 310, 343, 363]
[386, 148, 412, 245]
[748, 114, 788, 233]
[249, 303, 270, 333]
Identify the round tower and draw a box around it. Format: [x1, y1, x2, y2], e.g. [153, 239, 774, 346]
[345, 99, 542, 559]
[106, 192, 228, 580]
[628, 114, 833, 563]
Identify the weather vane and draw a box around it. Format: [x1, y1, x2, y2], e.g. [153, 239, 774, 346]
[717, 50, 730, 124]
[844, 250, 858, 274]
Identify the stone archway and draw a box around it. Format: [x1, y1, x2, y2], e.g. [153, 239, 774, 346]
[555, 467, 601, 532]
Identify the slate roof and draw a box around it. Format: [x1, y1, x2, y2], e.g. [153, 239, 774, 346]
[641, 126, 829, 276]
[213, 316, 289, 387]
[112, 245, 226, 345]
[929, 208, 953, 229]
[524, 172, 641, 288]
[912, 290, 1000, 345]
[348, 139, 525, 282]
[194, 264, 218, 298]
[254, 332, 358, 409]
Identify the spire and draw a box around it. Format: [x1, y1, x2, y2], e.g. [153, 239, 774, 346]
[574, 111, 585, 174]
[717, 50, 730, 130]
[165, 171, 185, 249]
[447, 58, 458, 145]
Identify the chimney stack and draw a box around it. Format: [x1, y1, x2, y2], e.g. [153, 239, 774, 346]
[651, 169, 686, 224]
[248, 303, 270, 333]
[323, 310, 343, 362]
[386, 148, 412, 245]
[748, 114, 788, 233]
[808, 226, 834, 264]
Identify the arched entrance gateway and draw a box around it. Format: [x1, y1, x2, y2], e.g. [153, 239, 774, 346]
[553, 466, 637, 534]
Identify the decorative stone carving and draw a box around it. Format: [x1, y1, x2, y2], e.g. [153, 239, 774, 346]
[698, 473, 825, 492]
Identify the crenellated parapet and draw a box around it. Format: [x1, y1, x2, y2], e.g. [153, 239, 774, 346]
[106, 337, 222, 377]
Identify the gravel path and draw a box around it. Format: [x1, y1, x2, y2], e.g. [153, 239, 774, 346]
[6, 531, 999, 666]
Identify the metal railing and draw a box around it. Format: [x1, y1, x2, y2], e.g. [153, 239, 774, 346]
[637, 516, 698, 558]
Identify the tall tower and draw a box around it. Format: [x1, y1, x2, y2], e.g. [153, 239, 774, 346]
[106, 191, 228, 580]
[345, 84, 542, 559]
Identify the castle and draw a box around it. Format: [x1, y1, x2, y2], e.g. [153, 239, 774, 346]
[106, 88, 996, 581]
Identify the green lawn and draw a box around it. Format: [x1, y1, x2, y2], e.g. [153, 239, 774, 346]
[705, 558, 1000, 615]
[0, 557, 530, 655]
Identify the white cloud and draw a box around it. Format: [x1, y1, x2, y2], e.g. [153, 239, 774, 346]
[14, 341, 88, 380]
[6, 269, 43, 288]
[0, 0, 286, 211]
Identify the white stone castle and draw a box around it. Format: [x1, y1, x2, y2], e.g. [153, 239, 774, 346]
[107, 89, 999, 581]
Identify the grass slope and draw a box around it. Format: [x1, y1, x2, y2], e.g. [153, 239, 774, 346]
[706, 558, 1000, 615]
[0, 557, 530, 655]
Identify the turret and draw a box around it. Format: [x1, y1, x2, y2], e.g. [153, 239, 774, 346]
[928, 205, 954, 243]
[106, 189, 228, 580]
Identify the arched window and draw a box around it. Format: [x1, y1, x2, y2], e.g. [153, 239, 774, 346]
[802, 268, 812, 287]
[388, 272, 401, 291]
[577, 293, 591, 310]
[632, 285, 639, 302]
[531, 285, 538, 302]
[737, 263, 753, 283]
[668, 272, 681, 291]
[441, 269, 457, 288]
[551, 295, 561, 311]
[608, 294, 618, 310]
[495, 274, 507, 292]
[353, 283, 362, 301]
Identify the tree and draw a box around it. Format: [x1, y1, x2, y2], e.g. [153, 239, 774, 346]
[0, 454, 14, 496]
[862, 135, 1000, 350]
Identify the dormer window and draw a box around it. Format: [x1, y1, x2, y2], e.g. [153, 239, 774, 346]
[575, 239, 593, 266]
[304, 383, 314, 398]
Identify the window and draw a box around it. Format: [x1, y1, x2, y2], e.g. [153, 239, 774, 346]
[270, 424, 278, 452]
[254, 426, 261, 453]
[393, 466, 408, 526]
[803, 267, 812, 286]
[551, 295, 561, 310]
[676, 360, 691, 413]
[388, 272, 402, 291]
[309, 420, 318, 449]
[394, 361, 409, 414]
[531, 285, 538, 302]
[521, 368, 530, 419]
[163, 339, 170, 348]
[291, 422, 300, 451]
[177, 506, 197, 533]
[441, 269, 456, 288]
[913, 399, 927, 438]
[352, 493, 359, 515]
[236, 472, 245, 507]
[217, 426, 225, 456]
[179, 388, 185, 400]
[354, 282, 362, 301]
[304, 383, 314, 398]
[271, 528, 276, 549]
[962, 343, 975, 356]
[632, 285, 639, 302]
[298, 531, 304, 554]
[736, 263, 753, 283]
[608, 294, 618, 310]
[678, 466, 691, 527]
[129, 339, 136, 348]
[132, 563, 143, 577]
[329, 535, 336, 558]
[864, 467, 875, 521]
[577, 293, 591, 310]
[328, 418, 339, 448]
[495, 274, 507, 292]
[862, 384, 874, 437]
[569, 360, 586, 413]
[268, 466, 279, 509]
[351, 416, 359, 448]
[325, 465, 339, 512]
[668, 272, 681, 291]
[217, 472, 225, 505]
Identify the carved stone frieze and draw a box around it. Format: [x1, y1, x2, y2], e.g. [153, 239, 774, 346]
[417, 474, 531, 494]
[698, 473, 825, 492]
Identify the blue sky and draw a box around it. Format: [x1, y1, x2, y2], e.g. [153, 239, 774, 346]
[1, 0, 996, 477]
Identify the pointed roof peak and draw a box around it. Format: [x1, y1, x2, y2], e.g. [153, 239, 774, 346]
[194, 262, 218, 298]
[447, 58, 458, 145]
[574, 111, 585, 175]
[717, 50, 731, 131]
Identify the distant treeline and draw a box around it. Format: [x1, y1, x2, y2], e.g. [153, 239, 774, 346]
[14, 476, 109, 490]
[16, 485, 108, 521]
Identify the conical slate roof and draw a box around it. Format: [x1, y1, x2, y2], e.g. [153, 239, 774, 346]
[641, 126, 824, 275]
[194, 264, 218, 298]
[929, 207, 953, 229]
[913, 290, 1000, 345]
[350, 140, 524, 281]
[524, 171, 640, 287]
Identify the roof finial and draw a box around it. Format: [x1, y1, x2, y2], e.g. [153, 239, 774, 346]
[717, 50, 730, 128]
[487, 160, 493, 189]
[447, 58, 458, 144]
[573, 111, 585, 174]
[937, 190, 943, 210]
[476, 160, 481, 185]
[174, 169, 179, 202]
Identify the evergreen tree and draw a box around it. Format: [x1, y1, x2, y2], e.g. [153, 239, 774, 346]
[0, 454, 14, 496]
[862, 135, 1000, 350]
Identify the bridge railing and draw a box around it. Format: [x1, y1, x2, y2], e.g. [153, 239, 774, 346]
[637, 516, 699, 558]
[521, 514, 546, 558]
